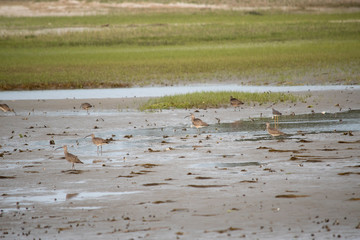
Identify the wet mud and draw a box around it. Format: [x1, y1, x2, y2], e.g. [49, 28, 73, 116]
[0, 90, 360, 239]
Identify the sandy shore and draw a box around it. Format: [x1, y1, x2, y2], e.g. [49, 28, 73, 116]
[0, 89, 360, 239]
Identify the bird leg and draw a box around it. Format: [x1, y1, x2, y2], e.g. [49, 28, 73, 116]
[275, 116, 277, 128]
[273, 116, 278, 128]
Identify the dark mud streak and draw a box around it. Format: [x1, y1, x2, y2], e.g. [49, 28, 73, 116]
[135, 163, 160, 168]
[117, 175, 135, 178]
[348, 198, 360, 201]
[195, 176, 214, 180]
[269, 149, 301, 153]
[187, 184, 227, 188]
[297, 139, 313, 143]
[338, 140, 360, 144]
[0, 176, 16, 179]
[239, 180, 258, 183]
[290, 155, 354, 161]
[61, 170, 85, 174]
[171, 208, 189, 212]
[338, 172, 360, 176]
[143, 183, 169, 187]
[152, 200, 175, 204]
[215, 227, 243, 234]
[66, 193, 79, 200]
[275, 194, 309, 198]
[130, 170, 153, 175]
[193, 214, 218, 217]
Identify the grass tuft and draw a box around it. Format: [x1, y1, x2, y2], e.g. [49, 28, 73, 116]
[139, 91, 304, 110]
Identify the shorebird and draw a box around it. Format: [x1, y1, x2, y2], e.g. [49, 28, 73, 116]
[84, 134, 109, 155]
[266, 122, 285, 137]
[272, 108, 282, 128]
[80, 103, 93, 113]
[0, 103, 16, 115]
[185, 113, 209, 132]
[230, 96, 244, 111]
[56, 145, 83, 170]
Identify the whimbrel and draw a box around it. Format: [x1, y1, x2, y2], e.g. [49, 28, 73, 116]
[85, 134, 109, 155]
[56, 145, 83, 169]
[186, 113, 209, 132]
[0, 104, 16, 115]
[266, 122, 285, 137]
[80, 103, 93, 113]
[272, 108, 282, 128]
[230, 96, 244, 111]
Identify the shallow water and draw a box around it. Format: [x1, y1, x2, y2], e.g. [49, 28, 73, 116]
[48, 109, 360, 161]
[1, 85, 359, 100]
[1, 110, 358, 156]
[0, 189, 141, 206]
[113, 109, 360, 139]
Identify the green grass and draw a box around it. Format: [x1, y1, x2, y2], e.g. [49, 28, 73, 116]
[1, 40, 359, 89]
[0, 10, 359, 90]
[1, 11, 360, 47]
[139, 91, 304, 110]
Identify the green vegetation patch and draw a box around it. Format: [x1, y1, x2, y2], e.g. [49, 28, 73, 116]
[140, 91, 304, 110]
[1, 40, 359, 90]
[1, 11, 360, 48]
[0, 10, 359, 90]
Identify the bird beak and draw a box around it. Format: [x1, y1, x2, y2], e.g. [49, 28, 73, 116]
[184, 115, 190, 119]
[55, 146, 63, 150]
[84, 134, 91, 139]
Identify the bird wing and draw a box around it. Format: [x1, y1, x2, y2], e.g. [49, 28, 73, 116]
[67, 153, 83, 163]
[195, 119, 209, 126]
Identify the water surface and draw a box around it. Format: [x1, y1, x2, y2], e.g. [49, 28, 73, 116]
[1, 85, 358, 100]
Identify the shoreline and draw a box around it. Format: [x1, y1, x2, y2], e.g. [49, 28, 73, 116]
[1, 85, 359, 101]
[1, 89, 359, 115]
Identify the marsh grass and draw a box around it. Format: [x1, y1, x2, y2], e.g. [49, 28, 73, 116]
[1, 40, 359, 90]
[139, 91, 303, 110]
[0, 10, 359, 89]
[2, 12, 360, 47]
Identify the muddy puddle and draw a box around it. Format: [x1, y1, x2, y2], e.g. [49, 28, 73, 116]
[3, 109, 358, 160]
[216, 109, 360, 140]
[113, 109, 360, 142]
[1, 189, 141, 207]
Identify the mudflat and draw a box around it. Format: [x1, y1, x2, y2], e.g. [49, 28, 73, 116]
[0, 89, 360, 239]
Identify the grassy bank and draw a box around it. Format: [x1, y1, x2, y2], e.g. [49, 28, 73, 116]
[0, 10, 359, 90]
[139, 91, 304, 110]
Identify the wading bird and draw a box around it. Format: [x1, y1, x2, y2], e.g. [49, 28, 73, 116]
[0, 103, 16, 115]
[56, 145, 83, 170]
[266, 122, 285, 137]
[80, 103, 93, 113]
[272, 108, 282, 128]
[230, 96, 244, 111]
[185, 113, 209, 133]
[84, 134, 109, 155]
